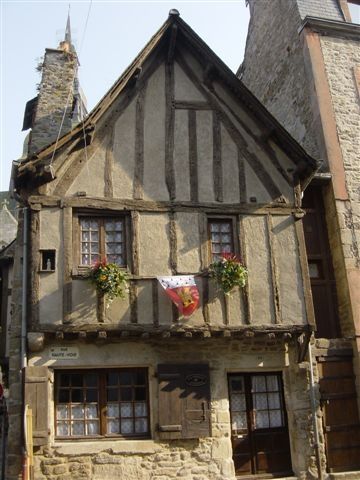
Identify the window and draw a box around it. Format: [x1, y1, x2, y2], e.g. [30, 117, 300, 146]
[55, 369, 149, 438]
[79, 217, 126, 266]
[208, 219, 234, 261]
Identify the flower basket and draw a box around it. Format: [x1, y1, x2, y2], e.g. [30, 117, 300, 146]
[209, 253, 248, 295]
[88, 259, 129, 303]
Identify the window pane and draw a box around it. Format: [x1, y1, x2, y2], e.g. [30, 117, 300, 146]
[107, 372, 119, 386]
[120, 403, 132, 418]
[57, 405, 69, 420]
[255, 411, 269, 429]
[221, 223, 231, 232]
[230, 377, 244, 392]
[266, 375, 279, 391]
[71, 389, 84, 403]
[254, 393, 267, 410]
[252, 376, 266, 392]
[71, 374, 83, 387]
[268, 393, 280, 409]
[107, 388, 118, 401]
[60, 374, 70, 387]
[120, 387, 132, 401]
[71, 405, 84, 419]
[121, 419, 133, 434]
[135, 388, 146, 401]
[86, 389, 98, 402]
[230, 393, 246, 412]
[135, 418, 148, 433]
[85, 405, 98, 419]
[135, 402, 147, 417]
[107, 403, 119, 418]
[57, 422, 69, 436]
[58, 390, 70, 403]
[71, 421, 85, 435]
[232, 413, 247, 430]
[270, 410, 283, 428]
[86, 421, 99, 435]
[108, 419, 120, 434]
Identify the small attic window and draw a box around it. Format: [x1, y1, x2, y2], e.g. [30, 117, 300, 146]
[40, 250, 56, 272]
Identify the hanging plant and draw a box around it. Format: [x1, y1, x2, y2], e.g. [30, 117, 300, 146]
[209, 253, 248, 295]
[88, 259, 129, 303]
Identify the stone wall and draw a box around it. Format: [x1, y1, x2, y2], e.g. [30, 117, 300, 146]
[27, 338, 314, 479]
[241, 0, 321, 162]
[320, 36, 360, 264]
[6, 212, 25, 480]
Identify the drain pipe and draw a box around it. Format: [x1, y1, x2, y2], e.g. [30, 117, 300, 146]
[308, 341, 324, 480]
[21, 207, 28, 370]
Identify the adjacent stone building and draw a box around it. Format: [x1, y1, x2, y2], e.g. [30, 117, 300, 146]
[5, 8, 333, 480]
[241, 0, 360, 476]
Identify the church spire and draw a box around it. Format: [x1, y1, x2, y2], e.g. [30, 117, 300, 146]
[65, 9, 72, 45]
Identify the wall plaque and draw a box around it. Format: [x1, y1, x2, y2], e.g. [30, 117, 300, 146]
[50, 346, 79, 359]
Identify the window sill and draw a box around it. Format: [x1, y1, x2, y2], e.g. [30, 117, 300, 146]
[52, 438, 161, 456]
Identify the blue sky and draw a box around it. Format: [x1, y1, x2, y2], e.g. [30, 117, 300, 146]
[0, 1, 250, 191]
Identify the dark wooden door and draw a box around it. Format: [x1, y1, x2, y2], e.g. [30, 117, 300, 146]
[318, 357, 360, 472]
[228, 373, 292, 477]
[302, 187, 340, 338]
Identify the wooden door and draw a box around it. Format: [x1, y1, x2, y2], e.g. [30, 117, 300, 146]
[228, 373, 292, 477]
[318, 357, 360, 472]
[302, 187, 340, 338]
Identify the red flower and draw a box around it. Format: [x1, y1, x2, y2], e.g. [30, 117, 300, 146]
[220, 252, 242, 263]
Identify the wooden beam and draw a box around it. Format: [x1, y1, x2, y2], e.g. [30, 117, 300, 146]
[28, 195, 302, 215]
[104, 127, 114, 198]
[212, 111, 223, 202]
[167, 24, 178, 63]
[238, 149, 247, 203]
[238, 215, 251, 325]
[62, 206, 73, 324]
[266, 214, 281, 324]
[152, 279, 159, 327]
[188, 110, 199, 203]
[174, 101, 211, 110]
[133, 87, 146, 200]
[165, 61, 176, 200]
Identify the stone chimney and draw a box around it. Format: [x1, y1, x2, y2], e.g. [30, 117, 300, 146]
[23, 14, 87, 155]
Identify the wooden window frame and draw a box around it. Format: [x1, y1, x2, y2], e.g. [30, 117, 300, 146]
[207, 216, 238, 263]
[54, 368, 150, 440]
[72, 211, 132, 275]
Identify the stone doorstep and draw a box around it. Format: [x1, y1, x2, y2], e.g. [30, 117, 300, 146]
[329, 472, 360, 479]
[236, 477, 297, 480]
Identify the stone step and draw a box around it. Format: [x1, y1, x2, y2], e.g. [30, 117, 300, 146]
[328, 472, 360, 480]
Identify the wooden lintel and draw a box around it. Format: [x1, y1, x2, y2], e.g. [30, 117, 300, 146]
[174, 101, 211, 111]
[27, 195, 301, 215]
[167, 24, 178, 63]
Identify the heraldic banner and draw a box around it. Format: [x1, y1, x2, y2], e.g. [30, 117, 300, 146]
[157, 276, 200, 317]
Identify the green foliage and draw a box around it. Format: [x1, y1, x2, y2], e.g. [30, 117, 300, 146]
[89, 260, 129, 302]
[209, 253, 248, 295]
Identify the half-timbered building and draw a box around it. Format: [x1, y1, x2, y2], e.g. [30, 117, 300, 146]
[8, 10, 320, 480]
